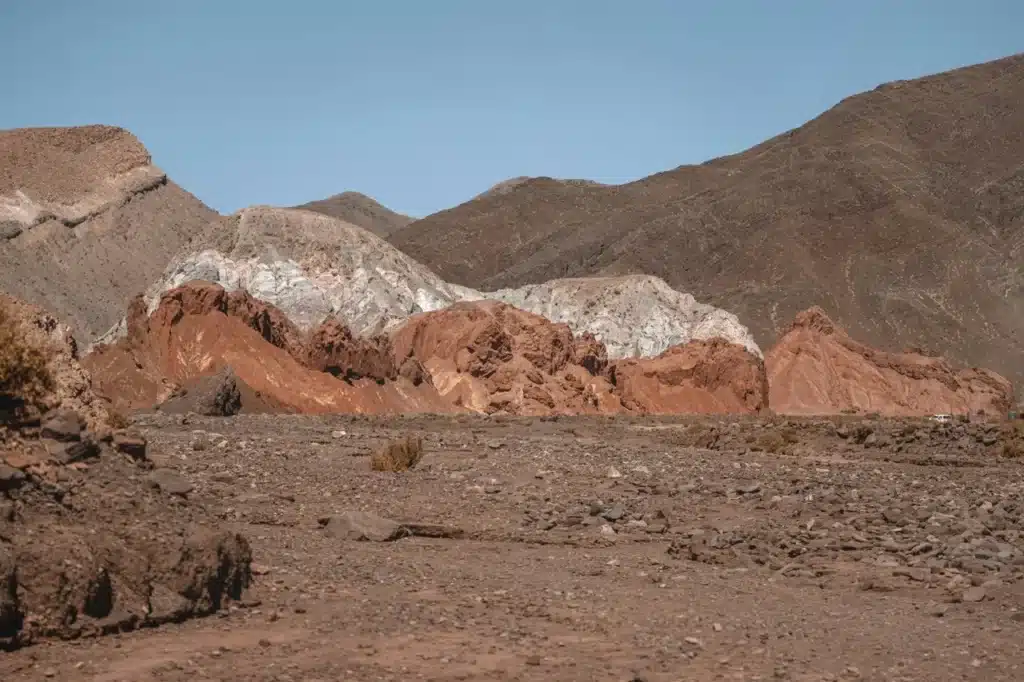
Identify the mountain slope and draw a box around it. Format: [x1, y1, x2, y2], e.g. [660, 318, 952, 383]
[130, 206, 760, 359]
[292, 191, 413, 238]
[391, 53, 1024, 385]
[0, 125, 218, 342]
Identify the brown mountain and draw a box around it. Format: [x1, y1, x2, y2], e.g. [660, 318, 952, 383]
[292, 191, 413, 238]
[0, 125, 218, 343]
[391, 54, 1024, 387]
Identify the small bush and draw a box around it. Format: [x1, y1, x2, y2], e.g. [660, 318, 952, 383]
[0, 300, 54, 416]
[370, 436, 424, 472]
[1002, 440, 1024, 459]
[108, 409, 131, 430]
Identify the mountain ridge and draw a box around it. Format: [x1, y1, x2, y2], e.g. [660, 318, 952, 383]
[390, 52, 1024, 386]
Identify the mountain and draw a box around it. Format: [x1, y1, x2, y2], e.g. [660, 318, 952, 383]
[292, 191, 413, 238]
[0, 125, 218, 342]
[391, 54, 1024, 386]
[126, 206, 759, 359]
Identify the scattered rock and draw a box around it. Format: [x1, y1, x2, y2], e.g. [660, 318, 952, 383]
[0, 464, 26, 491]
[148, 469, 194, 496]
[40, 409, 84, 442]
[962, 586, 987, 603]
[113, 432, 148, 460]
[323, 511, 408, 542]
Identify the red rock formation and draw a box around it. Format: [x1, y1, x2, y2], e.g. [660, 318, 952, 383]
[304, 317, 397, 381]
[391, 301, 622, 415]
[766, 307, 1013, 417]
[610, 339, 769, 415]
[391, 301, 768, 416]
[84, 282, 453, 415]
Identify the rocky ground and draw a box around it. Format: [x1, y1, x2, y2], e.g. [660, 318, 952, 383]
[3, 413, 1024, 680]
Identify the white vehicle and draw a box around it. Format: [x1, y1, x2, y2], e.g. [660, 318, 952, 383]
[929, 414, 952, 424]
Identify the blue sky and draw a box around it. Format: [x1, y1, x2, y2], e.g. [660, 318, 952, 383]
[2, 1, 1021, 217]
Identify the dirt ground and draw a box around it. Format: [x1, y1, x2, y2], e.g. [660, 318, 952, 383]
[3, 413, 1024, 681]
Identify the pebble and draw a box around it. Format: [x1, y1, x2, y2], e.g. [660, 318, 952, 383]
[607, 466, 623, 479]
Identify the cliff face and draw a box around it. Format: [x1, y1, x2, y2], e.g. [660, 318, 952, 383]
[766, 307, 1013, 418]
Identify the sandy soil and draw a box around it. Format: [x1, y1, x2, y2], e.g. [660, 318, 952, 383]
[3, 413, 1024, 681]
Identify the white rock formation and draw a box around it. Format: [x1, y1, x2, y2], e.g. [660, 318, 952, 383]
[101, 206, 761, 359]
[490, 276, 762, 359]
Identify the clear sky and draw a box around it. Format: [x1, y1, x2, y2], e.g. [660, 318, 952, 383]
[2, 1, 1021, 217]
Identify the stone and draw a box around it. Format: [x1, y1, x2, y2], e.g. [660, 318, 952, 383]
[0, 546, 22, 638]
[148, 469, 194, 496]
[962, 586, 987, 603]
[323, 511, 408, 542]
[0, 465, 26, 492]
[113, 432, 148, 460]
[54, 437, 101, 464]
[600, 506, 625, 522]
[736, 482, 762, 495]
[606, 466, 622, 479]
[40, 409, 83, 442]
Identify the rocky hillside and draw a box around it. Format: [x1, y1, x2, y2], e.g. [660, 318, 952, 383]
[0, 125, 218, 342]
[127, 206, 759, 359]
[291, 191, 413, 238]
[85, 282, 767, 417]
[390, 54, 1024, 386]
[84, 282, 452, 415]
[766, 307, 1013, 418]
[0, 292, 252, 645]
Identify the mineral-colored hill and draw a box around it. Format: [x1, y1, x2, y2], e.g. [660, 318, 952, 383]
[128, 206, 760, 360]
[0, 125, 217, 341]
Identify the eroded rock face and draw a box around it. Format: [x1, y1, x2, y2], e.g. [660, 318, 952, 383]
[304, 318, 397, 381]
[391, 301, 767, 416]
[490, 275, 763, 359]
[0, 293, 110, 430]
[84, 282, 453, 415]
[111, 206, 760, 361]
[766, 307, 1013, 417]
[610, 339, 770, 415]
[391, 301, 621, 416]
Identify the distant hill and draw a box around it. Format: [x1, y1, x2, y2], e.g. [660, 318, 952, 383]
[0, 125, 218, 342]
[391, 53, 1024, 386]
[292, 191, 413, 238]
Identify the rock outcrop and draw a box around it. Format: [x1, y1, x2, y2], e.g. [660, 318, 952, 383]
[84, 282, 452, 415]
[0, 125, 218, 342]
[0, 293, 109, 430]
[0, 298, 253, 646]
[391, 301, 622, 415]
[118, 206, 759, 360]
[766, 307, 1013, 417]
[390, 301, 768, 416]
[611, 339, 770, 415]
[491, 275, 762, 359]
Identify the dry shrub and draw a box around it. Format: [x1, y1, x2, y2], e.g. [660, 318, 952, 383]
[108, 409, 131, 430]
[1002, 440, 1024, 459]
[0, 299, 54, 416]
[370, 436, 424, 472]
